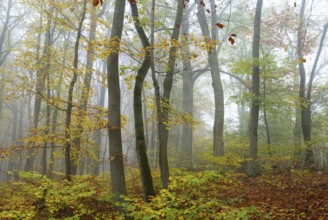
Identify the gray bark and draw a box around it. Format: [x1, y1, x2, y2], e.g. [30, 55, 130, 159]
[0, 0, 12, 118]
[180, 4, 193, 169]
[196, 0, 224, 156]
[247, 0, 263, 177]
[107, 0, 128, 199]
[159, 0, 183, 189]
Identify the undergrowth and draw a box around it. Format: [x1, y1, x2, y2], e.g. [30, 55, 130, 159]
[0, 166, 327, 219]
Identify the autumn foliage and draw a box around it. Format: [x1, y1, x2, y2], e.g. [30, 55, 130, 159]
[0, 168, 327, 219]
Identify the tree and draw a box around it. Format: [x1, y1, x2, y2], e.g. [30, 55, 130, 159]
[298, 0, 328, 168]
[107, 0, 128, 200]
[64, 0, 87, 181]
[196, 0, 225, 156]
[129, 0, 155, 202]
[247, 0, 263, 177]
[180, 3, 194, 169]
[0, 0, 13, 118]
[156, 0, 183, 189]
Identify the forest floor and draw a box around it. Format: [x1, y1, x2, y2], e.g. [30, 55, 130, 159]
[220, 171, 328, 219]
[0, 169, 327, 219]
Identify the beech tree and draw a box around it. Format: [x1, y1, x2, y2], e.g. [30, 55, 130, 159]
[196, 0, 225, 157]
[247, 0, 263, 177]
[129, 0, 155, 202]
[107, 0, 128, 199]
[297, 0, 328, 168]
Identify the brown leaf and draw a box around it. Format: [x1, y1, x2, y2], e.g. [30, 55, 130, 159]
[216, 23, 224, 28]
[228, 37, 235, 45]
[200, 0, 205, 7]
[206, 9, 211, 14]
[302, 57, 306, 63]
[230, 33, 237, 37]
[92, 0, 99, 7]
[92, 0, 103, 6]
[130, 0, 137, 4]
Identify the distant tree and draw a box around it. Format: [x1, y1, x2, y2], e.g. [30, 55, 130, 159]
[247, 0, 263, 177]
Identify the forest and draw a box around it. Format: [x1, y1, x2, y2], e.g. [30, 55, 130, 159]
[0, 0, 328, 219]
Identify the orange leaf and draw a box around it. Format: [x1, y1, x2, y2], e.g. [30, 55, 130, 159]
[216, 23, 224, 28]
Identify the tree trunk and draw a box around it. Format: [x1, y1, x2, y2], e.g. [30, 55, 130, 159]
[92, 61, 107, 176]
[156, 0, 183, 189]
[0, 0, 12, 118]
[196, 0, 224, 156]
[298, 4, 328, 168]
[107, 0, 128, 200]
[130, 1, 155, 202]
[41, 6, 54, 175]
[64, 1, 87, 181]
[150, 0, 163, 180]
[247, 0, 263, 177]
[25, 9, 44, 172]
[180, 4, 193, 169]
[72, 4, 106, 175]
[263, 79, 271, 155]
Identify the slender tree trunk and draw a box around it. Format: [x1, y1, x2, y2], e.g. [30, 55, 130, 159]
[263, 79, 271, 154]
[107, 0, 128, 199]
[0, 0, 12, 118]
[297, 0, 308, 142]
[299, 13, 328, 168]
[48, 39, 67, 178]
[92, 62, 107, 176]
[25, 10, 44, 171]
[247, 0, 263, 177]
[180, 4, 193, 169]
[294, 72, 302, 147]
[150, 0, 163, 177]
[71, 8, 97, 175]
[64, 1, 87, 181]
[196, 0, 224, 156]
[129, 1, 155, 202]
[157, 0, 183, 189]
[72, 4, 106, 175]
[142, 90, 149, 151]
[41, 75, 51, 175]
[41, 6, 54, 175]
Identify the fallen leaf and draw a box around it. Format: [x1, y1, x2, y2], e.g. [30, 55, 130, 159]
[216, 23, 224, 28]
